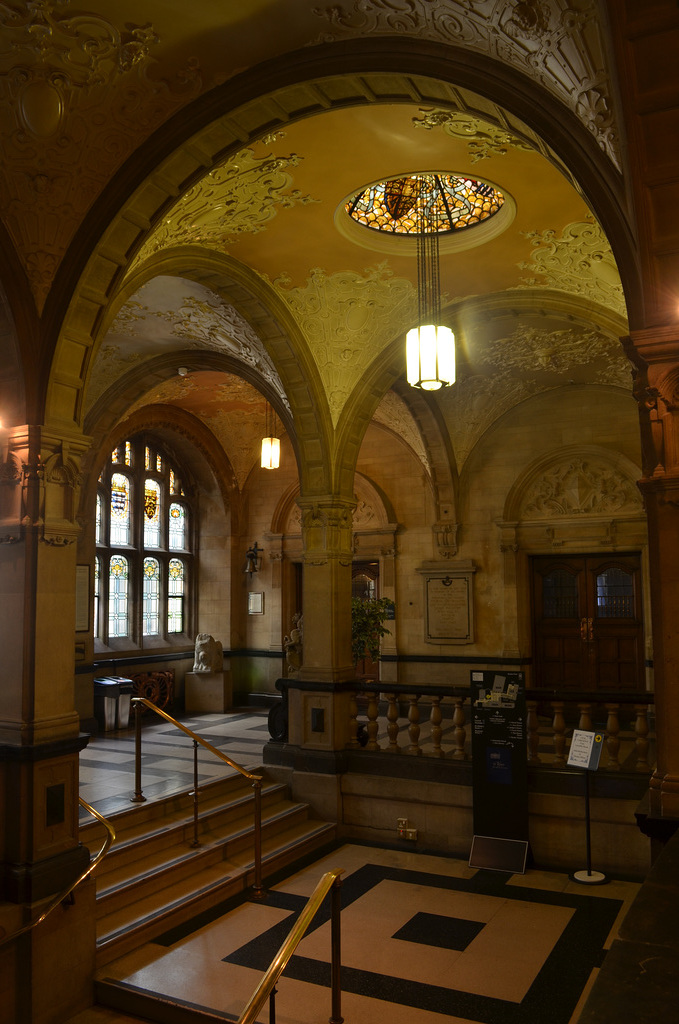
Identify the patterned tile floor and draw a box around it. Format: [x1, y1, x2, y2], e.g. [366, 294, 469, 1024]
[75, 709, 640, 1024]
[78, 707, 272, 820]
[88, 843, 638, 1024]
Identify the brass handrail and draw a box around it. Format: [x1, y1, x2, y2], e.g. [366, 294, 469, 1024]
[130, 697, 265, 898]
[238, 868, 344, 1024]
[0, 797, 115, 948]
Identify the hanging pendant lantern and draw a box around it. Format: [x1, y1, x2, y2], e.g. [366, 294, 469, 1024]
[406, 173, 455, 391]
[260, 401, 280, 469]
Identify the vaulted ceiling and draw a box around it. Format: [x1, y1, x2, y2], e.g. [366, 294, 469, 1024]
[0, 1, 635, 481]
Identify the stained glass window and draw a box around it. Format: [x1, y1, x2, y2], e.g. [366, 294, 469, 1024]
[110, 473, 130, 545]
[169, 502, 187, 550]
[94, 556, 100, 639]
[108, 555, 129, 637]
[143, 557, 160, 636]
[96, 493, 102, 544]
[168, 559, 184, 634]
[346, 173, 504, 236]
[143, 479, 161, 547]
[96, 436, 194, 645]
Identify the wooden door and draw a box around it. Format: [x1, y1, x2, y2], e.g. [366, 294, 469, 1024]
[531, 554, 644, 691]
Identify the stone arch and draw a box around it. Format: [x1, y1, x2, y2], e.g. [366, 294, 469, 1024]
[0, 282, 26, 430]
[46, 38, 638, 485]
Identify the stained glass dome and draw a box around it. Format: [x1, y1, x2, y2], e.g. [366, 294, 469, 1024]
[346, 173, 505, 236]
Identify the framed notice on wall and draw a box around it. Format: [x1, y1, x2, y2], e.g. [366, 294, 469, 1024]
[248, 592, 264, 615]
[416, 560, 476, 644]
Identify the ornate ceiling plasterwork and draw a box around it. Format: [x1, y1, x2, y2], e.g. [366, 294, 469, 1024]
[442, 320, 631, 468]
[413, 108, 535, 162]
[313, 0, 619, 169]
[133, 144, 318, 268]
[372, 390, 431, 473]
[271, 263, 416, 426]
[0, 0, 203, 310]
[88, 278, 288, 415]
[516, 219, 625, 317]
[126, 373, 266, 491]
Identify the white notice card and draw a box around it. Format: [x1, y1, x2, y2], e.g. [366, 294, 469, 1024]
[567, 729, 603, 771]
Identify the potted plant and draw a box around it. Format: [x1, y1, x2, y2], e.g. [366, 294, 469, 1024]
[351, 596, 395, 669]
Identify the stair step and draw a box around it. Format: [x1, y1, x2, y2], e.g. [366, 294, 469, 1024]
[86, 770, 336, 966]
[95, 977, 237, 1024]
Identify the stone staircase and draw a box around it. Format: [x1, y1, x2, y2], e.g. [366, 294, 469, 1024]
[80, 769, 336, 968]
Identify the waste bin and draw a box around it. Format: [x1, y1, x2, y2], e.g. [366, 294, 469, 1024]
[93, 676, 134, 732]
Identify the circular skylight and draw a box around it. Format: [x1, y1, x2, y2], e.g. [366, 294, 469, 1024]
[346, 173, 505, 236]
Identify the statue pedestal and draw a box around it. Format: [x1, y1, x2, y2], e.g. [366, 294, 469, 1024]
[185, 671, 232, 713]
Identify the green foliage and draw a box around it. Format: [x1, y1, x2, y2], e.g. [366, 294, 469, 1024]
[351, 596, 395, 665]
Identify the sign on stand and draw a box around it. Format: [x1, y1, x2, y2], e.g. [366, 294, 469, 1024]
[469, 670, 529, 873]
[567, 729, 607, 885]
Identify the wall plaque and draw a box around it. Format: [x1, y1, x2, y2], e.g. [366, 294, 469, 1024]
[416, 560, 476, 644]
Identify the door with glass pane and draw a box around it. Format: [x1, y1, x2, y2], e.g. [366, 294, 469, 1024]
[531, 554, 644, 690]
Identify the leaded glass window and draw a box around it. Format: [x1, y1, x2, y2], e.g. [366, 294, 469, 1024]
[143, 557, 160, 636]
[168, 502, 187, 550]
[95, 435, 194, 645]
[168, 559, 184, 634]
[108, 555, 129, 637]
[94, 556, 100, 639]
[110, 473, 130, 545]
[596, 567, 634, 618]
[542, 569, 578, 618]
[143, 479, 161, 548]
[346, 173, 504, 236]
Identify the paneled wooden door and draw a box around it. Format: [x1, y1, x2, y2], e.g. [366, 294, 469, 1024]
[531, 554, 644, 691]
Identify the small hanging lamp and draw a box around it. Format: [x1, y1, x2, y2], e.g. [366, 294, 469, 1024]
[260, 401, 280, 470]
[405, 173, 455, 391]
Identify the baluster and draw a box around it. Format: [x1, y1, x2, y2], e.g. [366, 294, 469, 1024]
[605, 703, 621, 769]
[452, 697, 467, 760]
[347, 690, 360, 749]
[577, 702, 593, 732]
[526, 700, 541, 764]
[430, 696, 443, 757]
[551, 702, 567, 766]
[407, 696, 422, 755]
[633, 703, 651, 769]
[365, 689, 381, 751]
[386, 694, 400, 753]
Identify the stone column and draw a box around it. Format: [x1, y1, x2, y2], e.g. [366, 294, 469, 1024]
[0, 425, 93, 1023]
[285, 496, 355, 753]
[626, 329, 679, 823]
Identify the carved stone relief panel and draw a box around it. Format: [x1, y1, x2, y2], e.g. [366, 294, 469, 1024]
[519, 455, 642, 519]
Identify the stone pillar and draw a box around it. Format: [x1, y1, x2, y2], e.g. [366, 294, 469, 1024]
[626, 329, 679, 823]
[286, 496, 355, 753]
[0, 425, 93, 1023]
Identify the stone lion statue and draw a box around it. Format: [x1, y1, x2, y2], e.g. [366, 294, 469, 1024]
[193, 633, 223, 673]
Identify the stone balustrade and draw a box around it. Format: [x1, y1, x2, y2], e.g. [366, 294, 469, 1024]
[347, 684, 655, 772]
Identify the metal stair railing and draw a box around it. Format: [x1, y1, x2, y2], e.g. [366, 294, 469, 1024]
[130, 696, 265, 898]
[0, 798, 115, 948]
[238, 868, 344, 1024]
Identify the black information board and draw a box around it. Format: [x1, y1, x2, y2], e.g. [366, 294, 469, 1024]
[469, 670, 529, 871]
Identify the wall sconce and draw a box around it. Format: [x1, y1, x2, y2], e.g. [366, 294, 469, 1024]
[244, 541, 263, 575]
[261, 401, 280, 469]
